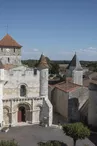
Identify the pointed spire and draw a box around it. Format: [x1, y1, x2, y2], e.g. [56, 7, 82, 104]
[0, 34, 22, 48]
[75, 54, 83, 71]
[37, 54, 49, 69]
[66, 53, 77, 69]
[66, 52, 83, 70]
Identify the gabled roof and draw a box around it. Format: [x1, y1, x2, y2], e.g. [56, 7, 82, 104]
[54, 81, 81, 93]
[67, 53, 83, 70]
[0, 34, 22, 48]
[37, 54, 49, 69]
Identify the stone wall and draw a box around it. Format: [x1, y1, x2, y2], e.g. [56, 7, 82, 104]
[88, 83, 97, 127]
[3, 97, 45, 126]
[0, 47, 21, 65]
[48, 85, 54, 101]
[72, 70, 83, 85]
[69, 87, 89, 122]
[51, 88, 68, 121]
[66, 66, 75, 77]
[40, 69, 48, 97]
[3, 66, 40, 99]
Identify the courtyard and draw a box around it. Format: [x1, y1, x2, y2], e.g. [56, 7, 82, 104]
[0, 125, 73, 146]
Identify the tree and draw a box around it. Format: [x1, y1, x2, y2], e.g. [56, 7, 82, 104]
[63, 122, 90, 146]
[50, 63, 59, 74]
[0, 139, 19, 146]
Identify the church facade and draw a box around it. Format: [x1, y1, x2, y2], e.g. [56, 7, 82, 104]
[0, 34, 52, 127]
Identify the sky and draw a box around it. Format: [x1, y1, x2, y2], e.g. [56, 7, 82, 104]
[0, 0, 97, 61]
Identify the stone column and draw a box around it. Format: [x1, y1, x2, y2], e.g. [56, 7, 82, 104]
[10, 100, 13, 127]
[31, 99, 34, 124]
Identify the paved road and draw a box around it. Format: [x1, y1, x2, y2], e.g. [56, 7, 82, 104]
[89, 133, 97, 146]
[0, 125, 73, 146]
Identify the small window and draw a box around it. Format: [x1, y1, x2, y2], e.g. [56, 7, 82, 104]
[14, 48, 15, 53]
[20, 85, 26, 97]
[34, 68, 37, 75]
[8, 58, 10, 63]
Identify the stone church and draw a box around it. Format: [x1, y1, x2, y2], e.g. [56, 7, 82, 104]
[0, 34, 52, 127]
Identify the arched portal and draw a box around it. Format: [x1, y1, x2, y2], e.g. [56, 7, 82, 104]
[18, 106, 26, 122]
[18, 104, 31, 123]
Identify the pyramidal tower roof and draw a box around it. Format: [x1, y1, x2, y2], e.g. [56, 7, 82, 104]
[0, 34, 22, 48]
[75, 55, 83, 71]
[67, 53, 83, 70]
[37, 54, 49, 69]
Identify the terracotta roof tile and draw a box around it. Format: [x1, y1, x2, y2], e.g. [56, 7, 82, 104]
[4, 64, 16, 70]
[0, 34, 22, 48]
[55, 81, 80, 92]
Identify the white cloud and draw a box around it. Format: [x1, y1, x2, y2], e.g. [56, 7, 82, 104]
[57, 47, 97, 61]
[32, 48, 39, 52]
[78, 47, 97, 56]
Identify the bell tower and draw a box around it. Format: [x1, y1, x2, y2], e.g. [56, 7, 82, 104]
[0, 34, 22, 65]
[0, 61, 4, 127]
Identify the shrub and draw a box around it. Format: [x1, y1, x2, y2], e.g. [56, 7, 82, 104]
[38, 140, 67, 146]
[0, 139, 19, 146]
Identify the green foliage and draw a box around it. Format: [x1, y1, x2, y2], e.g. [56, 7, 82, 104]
[63, 123, 90, 142]
[50, 63, 59, 74]
[0, 139, 19, 146]
[22, 59, 38, 67]
[60, 75, 66, 82]
[38, 140, 67, 146]
[22, 57, 59, 74]
[86, 62, 97, 71]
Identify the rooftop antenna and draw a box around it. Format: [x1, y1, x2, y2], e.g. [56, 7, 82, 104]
[5, 24, 9, 34]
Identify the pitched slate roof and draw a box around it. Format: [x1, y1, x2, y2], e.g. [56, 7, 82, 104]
[66, 53, 83, 70]
[37, 54, 49, 69]
[0, 34, 22, 48]
[66, 54, 76, 69]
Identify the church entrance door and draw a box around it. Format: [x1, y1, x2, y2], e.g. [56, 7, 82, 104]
[18, 106, 26, 122]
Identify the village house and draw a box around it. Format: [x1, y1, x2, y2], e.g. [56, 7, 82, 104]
[49, 53, 89, 124]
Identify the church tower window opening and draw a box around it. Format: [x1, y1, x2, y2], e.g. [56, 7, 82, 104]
[1, 48, 3, 52]
[34, 68, 37, 75]
[14, 48, 15, 53]
[8, 57, 10, 63]
[20, 85, 26, 97]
